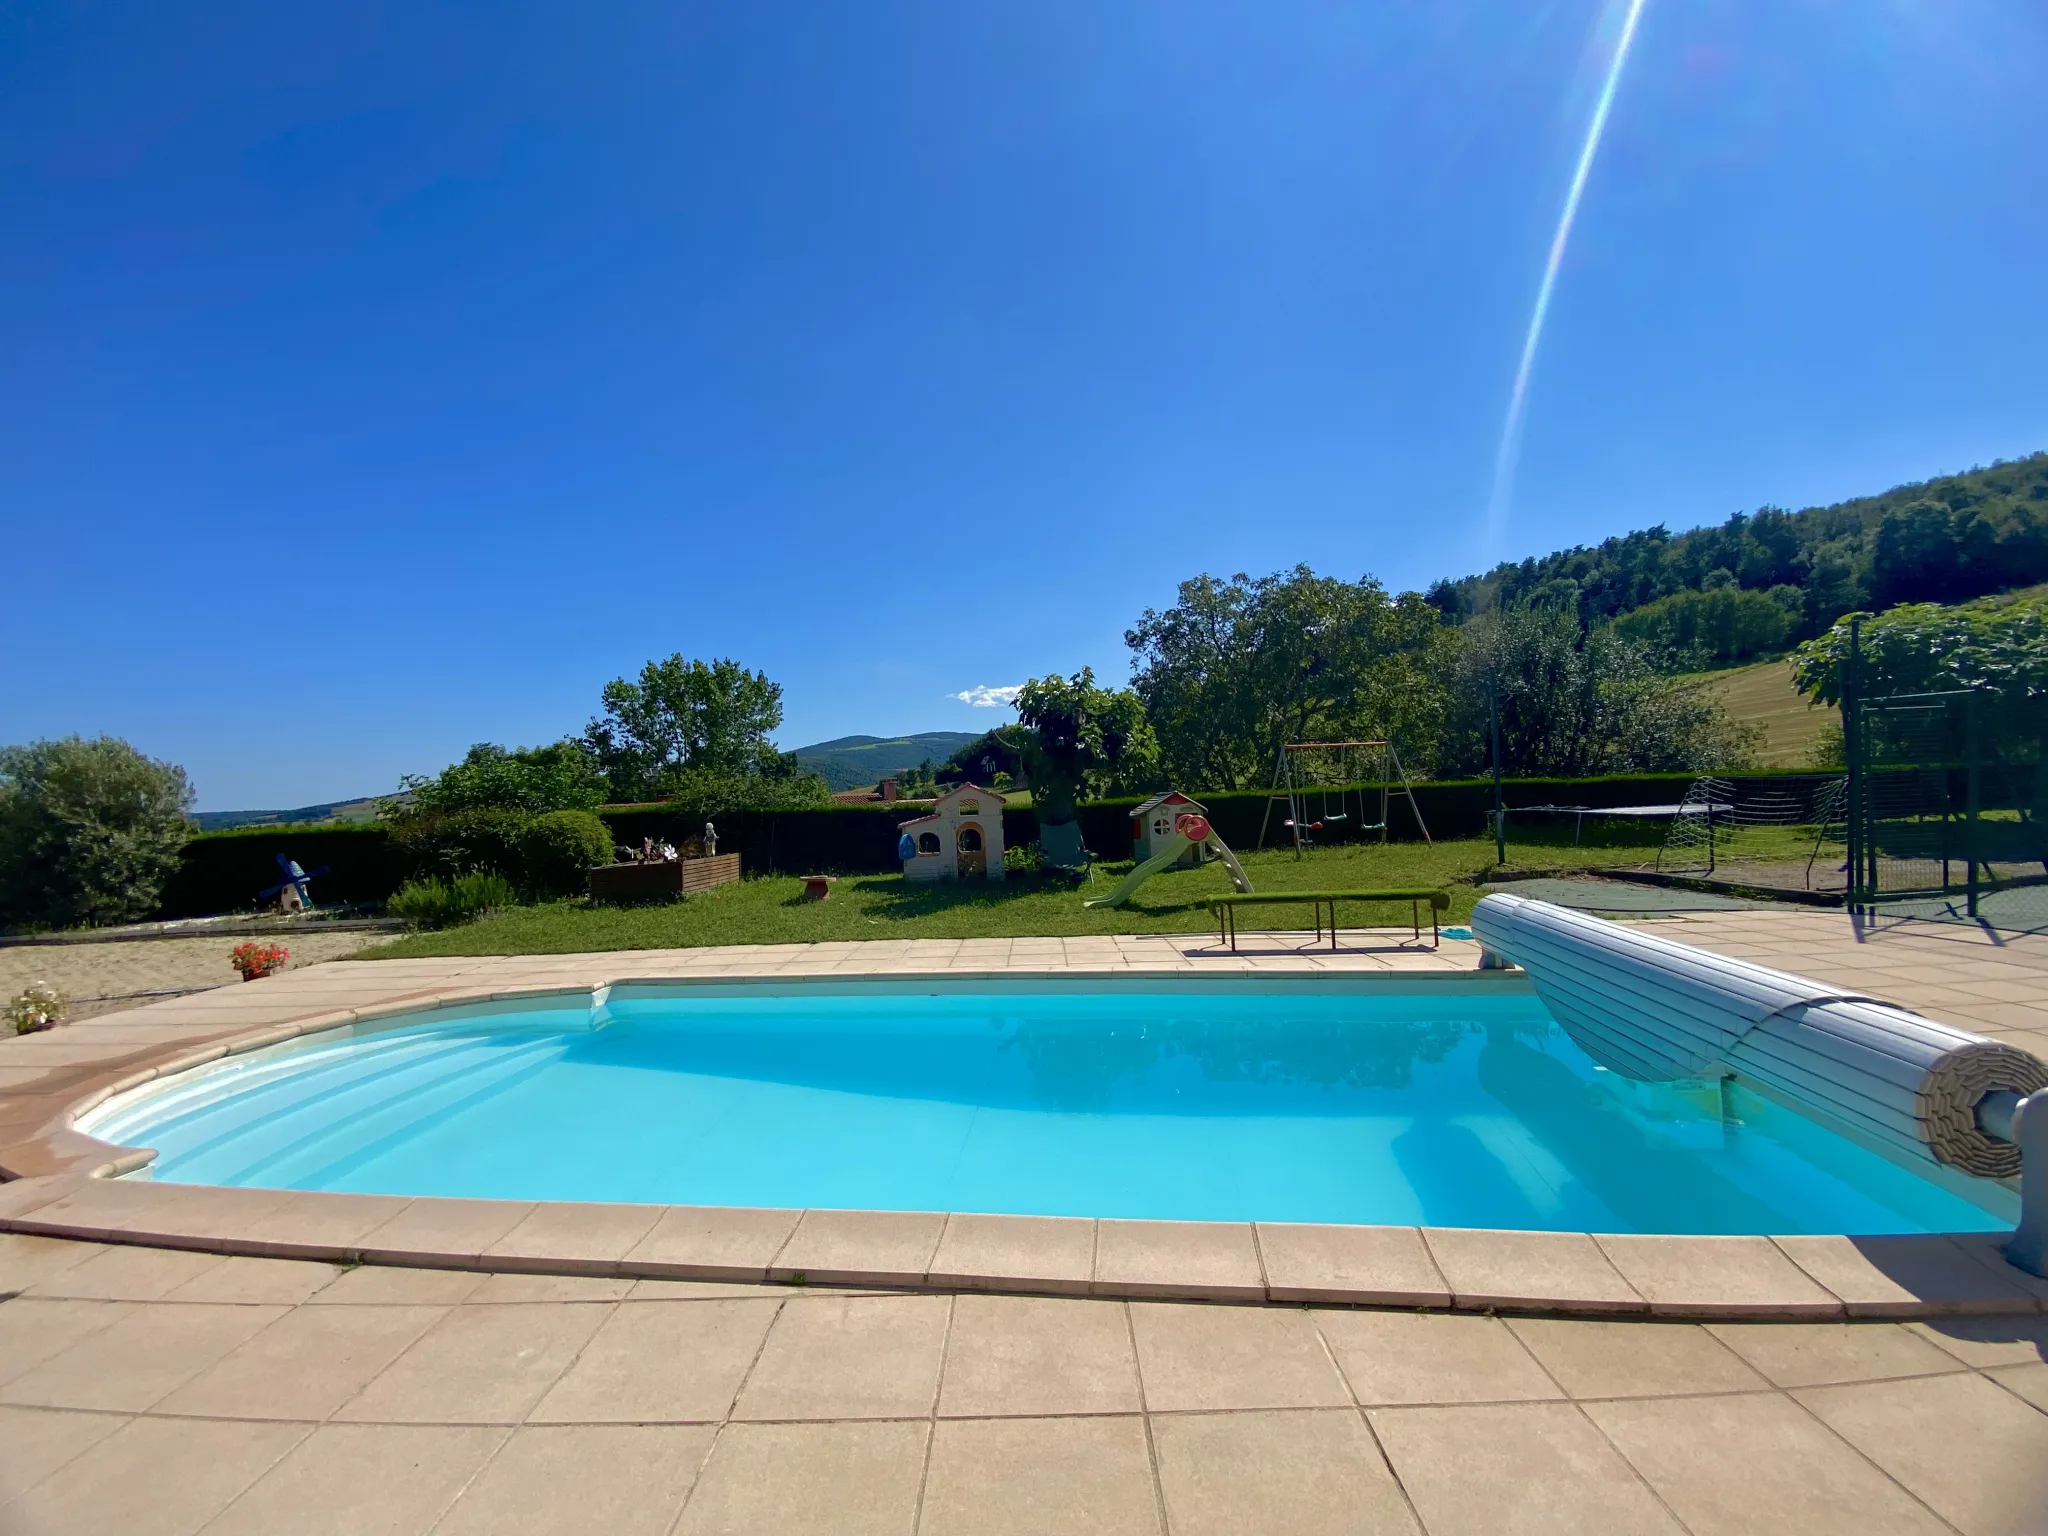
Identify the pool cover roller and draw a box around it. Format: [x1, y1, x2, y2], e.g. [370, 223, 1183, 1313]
[1471, 892, 2048, 1182]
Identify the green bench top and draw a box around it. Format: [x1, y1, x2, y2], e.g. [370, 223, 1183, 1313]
[1209, 889, 1448, 908]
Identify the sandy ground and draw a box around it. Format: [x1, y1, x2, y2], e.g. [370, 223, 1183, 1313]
[0, 931, 377, 1019]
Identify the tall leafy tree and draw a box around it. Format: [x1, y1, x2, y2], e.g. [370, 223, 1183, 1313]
[1126, 567, 1447, 789]
[584, 655, 791, 801]
[396, 741, 608, 816]
[1013, 670, 1157, 825]
[0, 737, 194, 928]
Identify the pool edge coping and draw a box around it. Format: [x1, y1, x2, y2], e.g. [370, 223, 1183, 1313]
[4, 961, 2046, 1323]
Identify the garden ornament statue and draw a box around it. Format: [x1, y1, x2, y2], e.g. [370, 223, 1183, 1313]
[704, 821, 718, 856]
[257, 853, 325, 913]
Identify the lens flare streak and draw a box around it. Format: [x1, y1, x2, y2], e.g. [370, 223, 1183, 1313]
[1484, 0, 1650, 556]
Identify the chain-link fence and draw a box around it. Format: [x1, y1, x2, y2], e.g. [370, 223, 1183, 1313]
[1846, 674, 2048, 931]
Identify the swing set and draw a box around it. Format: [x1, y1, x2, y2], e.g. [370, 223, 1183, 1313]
[1255, 740, 1432, 857]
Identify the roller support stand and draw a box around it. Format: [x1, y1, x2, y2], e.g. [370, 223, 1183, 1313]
[2006, 1088, 2048, 1279]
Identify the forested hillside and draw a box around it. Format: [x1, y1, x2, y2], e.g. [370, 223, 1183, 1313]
[1427, 453, 2048, 645]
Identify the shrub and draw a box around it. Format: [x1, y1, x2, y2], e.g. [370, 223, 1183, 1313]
[387, 807, 531, 883]
[6, 981, 67, 1034]
[1614, 586, 1799, 665]
[0, 736, 194, 930]
[518, 809, 613, 897]
[388, 871, 517, 929]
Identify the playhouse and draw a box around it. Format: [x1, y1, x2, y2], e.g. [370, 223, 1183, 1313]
[1131, 791, 1212, 866]
[898, 783, 1006, 883]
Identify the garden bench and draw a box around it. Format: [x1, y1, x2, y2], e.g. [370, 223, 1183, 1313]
[1208, 888, 1450, 951]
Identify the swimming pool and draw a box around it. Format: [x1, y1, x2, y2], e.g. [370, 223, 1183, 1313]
[82, 980, 2017, 1236]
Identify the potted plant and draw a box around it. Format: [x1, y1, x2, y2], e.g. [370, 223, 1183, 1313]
[6, 981, 67, 1034]
[230, 942, 290, 981]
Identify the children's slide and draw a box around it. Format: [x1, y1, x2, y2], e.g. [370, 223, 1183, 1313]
[1084, 814, 1253, 908]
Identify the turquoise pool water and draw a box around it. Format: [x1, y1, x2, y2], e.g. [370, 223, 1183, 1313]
[84, 981, 2016, 1235]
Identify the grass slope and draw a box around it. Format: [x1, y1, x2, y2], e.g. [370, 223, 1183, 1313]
[357, 835, 1663, 958]
[1687, 658, 1839, 770]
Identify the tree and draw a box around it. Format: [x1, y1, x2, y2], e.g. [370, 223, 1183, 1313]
[1012, 670, 1158, 825]
[1126, 567, 1447, 788]
[396, 741, 608, 817]
[584, 655, 790, 802]
[0, 737, 194, 929]
[1436, 607, 1758, 777]
[1792, 593, 2048, 706]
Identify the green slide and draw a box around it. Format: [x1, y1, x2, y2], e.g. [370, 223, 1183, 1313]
[1085, 827, 1253, 909]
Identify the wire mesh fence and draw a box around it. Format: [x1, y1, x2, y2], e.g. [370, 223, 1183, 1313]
[1846, 685, 2048, 930]
[1652, 774, 1848, 892]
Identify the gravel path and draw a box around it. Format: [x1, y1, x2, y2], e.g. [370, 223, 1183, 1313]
[0, 932, 377, 1019]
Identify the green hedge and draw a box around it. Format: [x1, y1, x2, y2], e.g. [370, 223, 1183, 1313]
[154, 824, 407, 919]
[152, 771, 1852, 918]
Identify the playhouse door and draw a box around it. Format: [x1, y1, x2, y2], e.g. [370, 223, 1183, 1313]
[956, 824, 985, 877]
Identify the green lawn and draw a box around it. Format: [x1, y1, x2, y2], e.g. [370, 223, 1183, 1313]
[356, 834, 1666, 958]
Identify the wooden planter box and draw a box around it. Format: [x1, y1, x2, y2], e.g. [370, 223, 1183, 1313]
[588, 853, 741, 905]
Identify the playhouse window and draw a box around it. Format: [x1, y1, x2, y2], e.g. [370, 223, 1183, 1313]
[917, 832, 942, 855]
[958, 826, 983, 852]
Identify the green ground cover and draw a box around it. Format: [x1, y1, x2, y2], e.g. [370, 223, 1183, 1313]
[356, 833, 1675, 958]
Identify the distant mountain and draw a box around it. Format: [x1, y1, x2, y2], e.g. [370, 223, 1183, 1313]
[789, 732, 980, 791]
[191, 795, 396, 832]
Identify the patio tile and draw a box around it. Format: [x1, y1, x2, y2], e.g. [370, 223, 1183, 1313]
[481, 1199, 665, 1275]
[1129, 1301, 1350, 1411]
[1988, 1362, 2048, 1410]
[672, 1419, 927, 1536]
[927, 1212, 1096, 1294]
[199, 1422, 507, 1536]
[161, 1254, 345, 1304]
[1774, 1233, 2040, 1316]
[0, 1297, 132, 1386]
[1797, 1372, 2048, 1534]
[1505, 1318, 1768, 1398]
[1589, 1391, 1949, 1536]
[0, 1404, 128, 1504]
[531, 1297, 782, 1423]
[1152, 1408, 1420, 1536]
[1704, 1321, 1969, 1388]
[1094, 1219, 1264, 1301]
[627, 1276, 787, 1299]
[938, 1294, 1142, 1417]
[2, 1413, 309, 1536]
[465, 1271, 637, 1302]
[1, 1300, 286, 1411]
[1423, 1228, 1645, 1314]
[1595, 1233, 1842, 1318]
[769, 1208, 945, 1286]
[1903, 1315, 2048, 1368]
[733, 1294, 948, 1421]
[432, 1423, 716, 1536]
[0, 1233, 105, 1292]
[624, 1204, 802, 1282]
[156, 1302, 446, 1420]
[305, 1263, 487, 1305]
[355, 1195, 536, 1266]
[230, 1190, 416, 1257]
[919, 1415, 1160, 1536]
[1369, 1401, 1683, 1535]
[1316, 1309, 1561, 1406]
[1257, 1222, 1449, 1307]
[333, 1300, 610, 1424]
[22, 1241, 225, 1301]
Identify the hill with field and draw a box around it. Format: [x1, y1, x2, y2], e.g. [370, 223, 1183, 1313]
[1429, 452, 2048, 650]
[789, 731, 980, 791]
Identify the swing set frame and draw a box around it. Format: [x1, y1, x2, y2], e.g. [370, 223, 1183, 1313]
[1255, 740, 1433, 858]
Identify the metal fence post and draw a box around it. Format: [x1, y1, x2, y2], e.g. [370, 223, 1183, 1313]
[1844, 618, 1863, 914]
[1966, 691, 1981, 919]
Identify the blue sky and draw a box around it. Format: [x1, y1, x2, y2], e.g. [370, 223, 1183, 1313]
[4, 1, 2044, 810]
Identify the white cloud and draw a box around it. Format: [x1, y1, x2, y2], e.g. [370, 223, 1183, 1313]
[951, 683, 1023, 709]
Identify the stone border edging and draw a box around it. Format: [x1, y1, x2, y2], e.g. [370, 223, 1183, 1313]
[3, 967, 2045, 1322]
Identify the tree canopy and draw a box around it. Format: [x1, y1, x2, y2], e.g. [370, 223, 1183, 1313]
[1793, 592, 2048, 705]
[0, 736, 194, 929]
[1428, 453, 2048, 641]
[583, 655, 813, 803]
[396, 741, 608, 817]
[1013, 670, 1158, 824]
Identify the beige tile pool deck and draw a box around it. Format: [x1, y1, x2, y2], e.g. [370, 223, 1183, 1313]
[1, 910, 2045, 1531]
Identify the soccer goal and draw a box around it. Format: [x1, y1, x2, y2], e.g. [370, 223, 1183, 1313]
[1255, 740, 1432, 857]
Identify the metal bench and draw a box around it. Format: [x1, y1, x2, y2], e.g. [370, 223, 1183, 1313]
[1207, 888, 1450, 951]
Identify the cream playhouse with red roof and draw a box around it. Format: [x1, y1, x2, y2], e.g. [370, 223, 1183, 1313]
[897, 783, 1006, 882]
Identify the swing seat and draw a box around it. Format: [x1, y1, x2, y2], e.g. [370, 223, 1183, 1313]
[1322, 813, 1348, 823]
